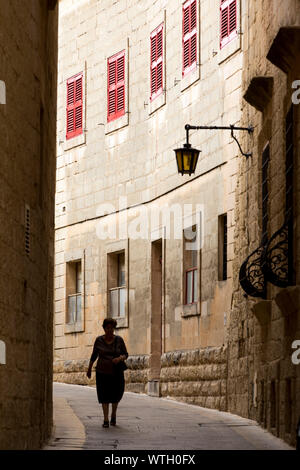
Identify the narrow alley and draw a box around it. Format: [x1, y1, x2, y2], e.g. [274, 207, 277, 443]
[1, 0, 300, 453]
[44, 383, 293, 451]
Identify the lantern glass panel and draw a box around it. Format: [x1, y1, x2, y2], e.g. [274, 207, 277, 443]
[176, 150, 183, 172]
[183, 151, 192, 172]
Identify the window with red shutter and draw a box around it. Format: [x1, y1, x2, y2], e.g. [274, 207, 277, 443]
[182, 0, 197, 77]
[150, 24, 164, 102]
[107, 50, 125, 123]
[66, 73, 83, 140]
[220, 0, 237, 49]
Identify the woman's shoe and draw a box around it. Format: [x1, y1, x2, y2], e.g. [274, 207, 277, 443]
[103, 421, 109, 428]
[110, 416, 116, 426]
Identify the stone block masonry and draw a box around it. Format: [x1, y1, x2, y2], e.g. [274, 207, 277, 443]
[0, 1, 58, 450]
[54, 346, 227, 410]
[228, 0, 300, 448]
[55, 0, 242, 425]
[160, 346, 227, 410]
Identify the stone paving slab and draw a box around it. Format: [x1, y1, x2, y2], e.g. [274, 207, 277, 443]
[43, 382, 295, 451]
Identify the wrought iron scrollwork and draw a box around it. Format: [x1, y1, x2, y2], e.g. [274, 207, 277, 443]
[239, 245, 266, 298]
[262, 220, 293, 288]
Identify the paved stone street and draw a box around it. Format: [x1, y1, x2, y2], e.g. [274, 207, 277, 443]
[43, 383, 294, 451]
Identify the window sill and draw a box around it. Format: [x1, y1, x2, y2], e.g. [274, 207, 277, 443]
[181, 64, 200, 92]
[105, 112, 129, 135]
[218, 34, 241, 65]
[149, 91, 166, 115]
[65, 321, 84, 334]
[62, 132, 86, 151]
[114, 316, 128, 329]
[181, 302, 200, 318]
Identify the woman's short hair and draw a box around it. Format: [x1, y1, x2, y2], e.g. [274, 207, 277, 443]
[102, 317, 117, 329]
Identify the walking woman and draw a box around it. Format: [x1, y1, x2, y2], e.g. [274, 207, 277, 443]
[87, 318, 128, 428]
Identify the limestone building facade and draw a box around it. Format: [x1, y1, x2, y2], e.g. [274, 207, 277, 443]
[230, 0, 300, 447]
[0, 0, 58, 450]
[54, 0, 245, 409]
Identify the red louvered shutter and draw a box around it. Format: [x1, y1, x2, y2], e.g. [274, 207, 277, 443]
[220, 0, 237, 49]
[183, 3, 190, 72]
[66, 73, 83, 140]
[150, 24, 164, 101]
[182, 0, 197, 77]
[107, 50, 125, 122]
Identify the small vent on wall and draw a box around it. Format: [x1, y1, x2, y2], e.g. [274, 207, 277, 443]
[25, 205, 30, 256]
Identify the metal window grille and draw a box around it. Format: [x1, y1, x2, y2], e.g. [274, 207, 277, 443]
[285, 106, 294, 221]
[270, 381, 276, 429]
[261, 145, 269, 246]
[25, 205, 30, 256]
[285, 378, 292, 434]
[285, 105, 294, 285]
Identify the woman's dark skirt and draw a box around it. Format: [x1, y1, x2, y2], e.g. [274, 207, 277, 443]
[96, 371, 125, 404]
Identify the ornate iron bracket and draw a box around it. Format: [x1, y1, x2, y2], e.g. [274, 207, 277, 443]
[185, 124, 254, 158]
[262, 220, 294, 288]
[239, 220, 294, 298]
[239, 245, 267, 298]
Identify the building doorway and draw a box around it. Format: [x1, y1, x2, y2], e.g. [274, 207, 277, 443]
[149, 238, 163, 396]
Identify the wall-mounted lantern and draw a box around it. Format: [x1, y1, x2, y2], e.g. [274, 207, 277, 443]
[174, 124, 254, 175]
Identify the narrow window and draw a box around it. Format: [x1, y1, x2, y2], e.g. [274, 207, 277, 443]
[182, 0, 197, 77]
[286, 106, 294, 221]
[285, 106, 294, 285]
[108, 251, 126, 318]
[270, 380, 276, 428]
[184, 226, 198, 304]
[261, 145, 270, 246]
[39, 105, 44, 207]
[67, 261, 82, 324]
[220, 0, 237, 49]
[25, 205, 30, 256]
[259, 380, 265, 426]
[150, 24, 163, 101]
[285, 378, 292, 433]
[107, 50, 125, 122]
[218, 214, 227, 281]
[66, 73, 83, 140]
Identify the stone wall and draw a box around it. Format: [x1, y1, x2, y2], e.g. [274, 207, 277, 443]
[54, 346, 227, 409]
[228, 0, 300, 448]
[125, 355, 150, 394]
[54, 358, 91, 385]
[53, 354, 150, 393]
[0, 0, 58, 450]
[54, 0, 243, 400]
[160, 346, 227, 410]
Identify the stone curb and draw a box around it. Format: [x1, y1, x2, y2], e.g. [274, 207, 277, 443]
[43, 396, 85, 450]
